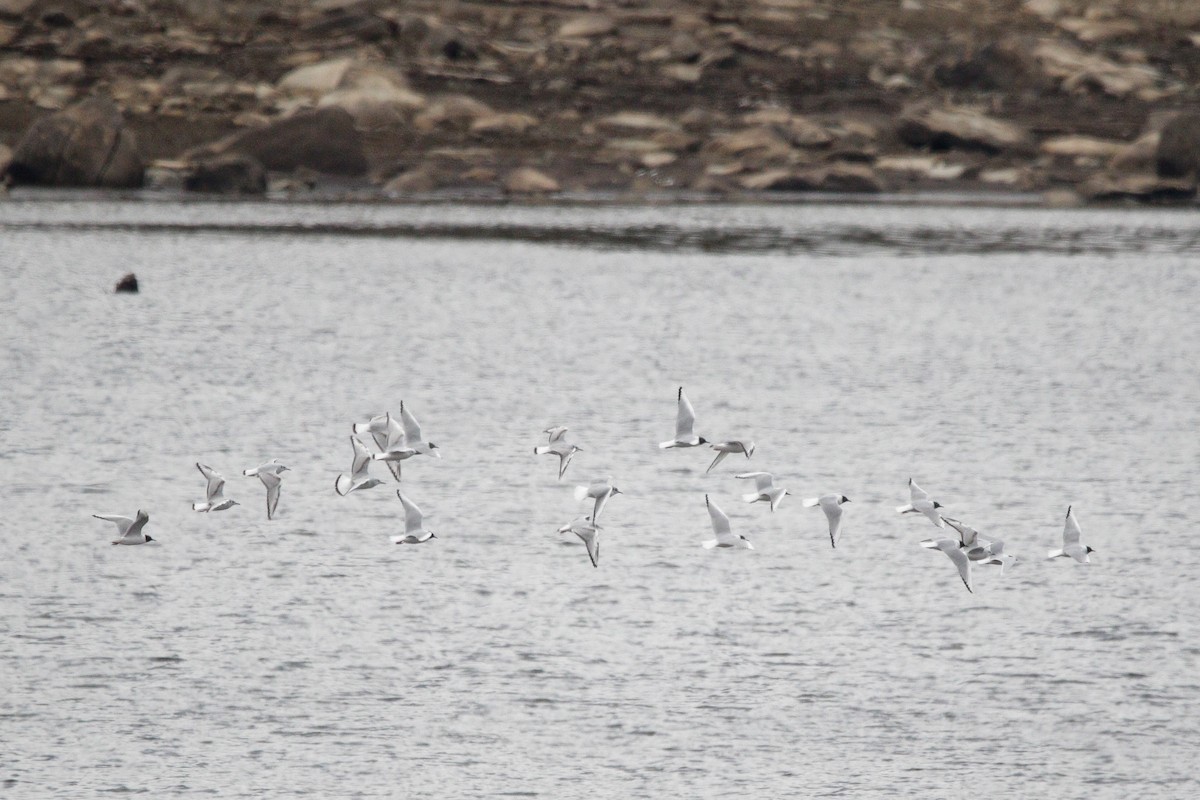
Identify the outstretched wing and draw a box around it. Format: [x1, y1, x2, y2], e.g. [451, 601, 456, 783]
[196, 463, 225, 502]
[397, 491, 424, 534]
[944, 546, 973, 593]
[545, 426, 569, 443]
[675, 387, 697, 439]
[400, 402, 423, 443]
[706, 494, 731, 536]
[350, 436, 372, 478]
[1063, 505, 1082, 546]
[941, 516, 978, 547]
[909, 478, 931, 504]
[93, 513, 134, 536]
[259, 470, 282, 519]
[736, 472, 774, 493]
[824, 501, 844, 548]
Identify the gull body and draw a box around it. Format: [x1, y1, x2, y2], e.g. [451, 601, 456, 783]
[336, 436, 385, 496]
[193, 463, 239, 512]
[242, 459, 288, 477]
[353, 413, 404, 481]
[920, 537, 973, 593]
[896, 478, 945, 527]
[535, 427, 581, 481]
[702, 494, 754, 549]
[397, 402, 440, 457]
[801, 494, 850, 548]
[1048, 505, 1095, 564]
[659, 387, 708, 449]
[93, 510, 153, 545]
[574, 477, 622, 524]
[557, 516, 601, 568]
[394, 491, 437, 545]
[737, 472, 789, 512]
[706, 440, 756, 474]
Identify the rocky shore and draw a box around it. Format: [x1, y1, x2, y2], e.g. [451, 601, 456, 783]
[2, 0, 1200, 203]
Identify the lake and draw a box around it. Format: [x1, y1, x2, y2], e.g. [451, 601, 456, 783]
[1, 196, 1197, 798]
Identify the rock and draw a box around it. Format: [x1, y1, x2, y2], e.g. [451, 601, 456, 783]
[876, 155, 967, 180]
[504, 166, 559, 194]
[597, 111, 681, 134]
[0, 0, 35, 18]
[184, 153, 266, 194]
[383, 166, 439, 193]
[1032, 40, 1170, 99]
[1156, 113, 1200, 178]
[661, 64, 703, 83]
[1079, 172, 1196, 203]
[1040, 135, 1128, 159]
[114, 273, 139, 293]
[470, 112, 538, 135]
[220, 107, 368, 176]
[278, 59, 425, 123]
[738, 163, 881, 192]
[1110, 130, 1159, 172]
[640, 151, 676, 168]
[706, 127, 793, 160]
[557, 14, 615, 39]
[931, 43, 1031, 91]
[0, 143, 11, 175]
[414, 94, 493, 131]
[7, 96, 143, 188]
[278, 57, 355, 95]
[897, 105, 1032, 155]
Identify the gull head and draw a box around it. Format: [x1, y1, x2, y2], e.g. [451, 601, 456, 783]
[612, 486, 623, 495]
[144, 535, 154, 542]
[932, 501, 944, 508]
[841, 495, 851, 503]
[697, 437, 709, 445]
[428, 443, 442, 458]
[1086, 545, 1096, 554]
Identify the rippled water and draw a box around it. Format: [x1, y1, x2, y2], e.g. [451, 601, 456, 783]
[1, 198, 1197, 798]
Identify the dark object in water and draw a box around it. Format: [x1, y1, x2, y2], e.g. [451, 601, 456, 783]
[115, 273, 139, 294]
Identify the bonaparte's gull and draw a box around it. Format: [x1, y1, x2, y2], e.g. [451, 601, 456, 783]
[977, 552, 1018, 573]
[557, 516, 600, 567]
[335, 436, 385, 496]
[896, 478, 945, 527]
[243, 460, 289, 519]
[702, 494, 754, 549]
[93, 510, 153, 545]
[193, 463, 239, 512]
[574, 477, 622, 524]
[706, 440, 756, 473]
[394, 491, 437, 544]
[736, 472, 790, 512]
[1048, 505, 1094, 564]
[397, 402, 440, 457]
[801, 494, 850, 548]
[920, 537, 973, 593]
[659, 386, 708, 448]
[535, 427, 581, 481]
[353, 413, 403, 481]
[942, 516, 1009, 564]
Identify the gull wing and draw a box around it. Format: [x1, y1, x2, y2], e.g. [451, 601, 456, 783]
[706, 494, 731, 537]
[909, 478, 931, 504]
[196, 463, 225, 502]
[943, 545, 973, 593]
[93, 513, 134, 537]
[736, 472, 774, 493]
[706, 449, 730, 474]
[824, 501, 843, 548]
[397, 491, 425, 534]
[259, 470, 282, 519]
[400, 402, 423, 443]
[592, 487, 614, 523]
[675, 386, 697, 439]
[1063, 505, 1082, 547]
[558, 448, 576, 481]
[941, 516, 978, 547]
[349, 436, 373, 478]
[578, 526, 600, 568]
[545, 426, 569, 443]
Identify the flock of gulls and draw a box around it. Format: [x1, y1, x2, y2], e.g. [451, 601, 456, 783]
[92, 388, 1096, 592]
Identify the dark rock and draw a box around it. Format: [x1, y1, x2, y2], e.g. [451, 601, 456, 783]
[114, 273, 139, 293]
[221, 107, 368, 176]
[184, 152, 266, 194]
[1080, 172, 1196, 203]
[1156, 113, 1200, 178]
[303, 10, 391, 43]
[6, 96, 144, 187]
[931, 44, 1030, 91]
[897, 105, 1032, 155]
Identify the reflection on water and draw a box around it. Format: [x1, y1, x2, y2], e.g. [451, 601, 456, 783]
[0, 199, 1197, 798]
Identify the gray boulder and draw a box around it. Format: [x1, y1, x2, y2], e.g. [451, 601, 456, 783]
[184, 153, 267, 194]
[6, 96, 143, 187]
[221, 107, 368, 176]
[1155, 113, 1200, 178]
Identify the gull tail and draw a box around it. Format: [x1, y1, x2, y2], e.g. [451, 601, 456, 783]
[920, 538, 940, 549]
[242, 468, 255, 476]
[702, 539, 718, 549]
[742, 493, 761, 503]
[573, 485, 589, 502]
[1047, 548, 1065, 560]
[192, 502, 209, 512]
[658, 440, 678, 449]
[534, 445, 551, 455]
[801, 497, 821, 508]
[896, 504, 915, 514]
[352, 422, 372, 434]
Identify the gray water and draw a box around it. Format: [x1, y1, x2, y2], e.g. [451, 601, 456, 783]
[1, 198, 1197, 798]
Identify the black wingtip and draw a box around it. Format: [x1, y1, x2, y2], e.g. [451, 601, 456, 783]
[1066, 504, 1072, 517]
